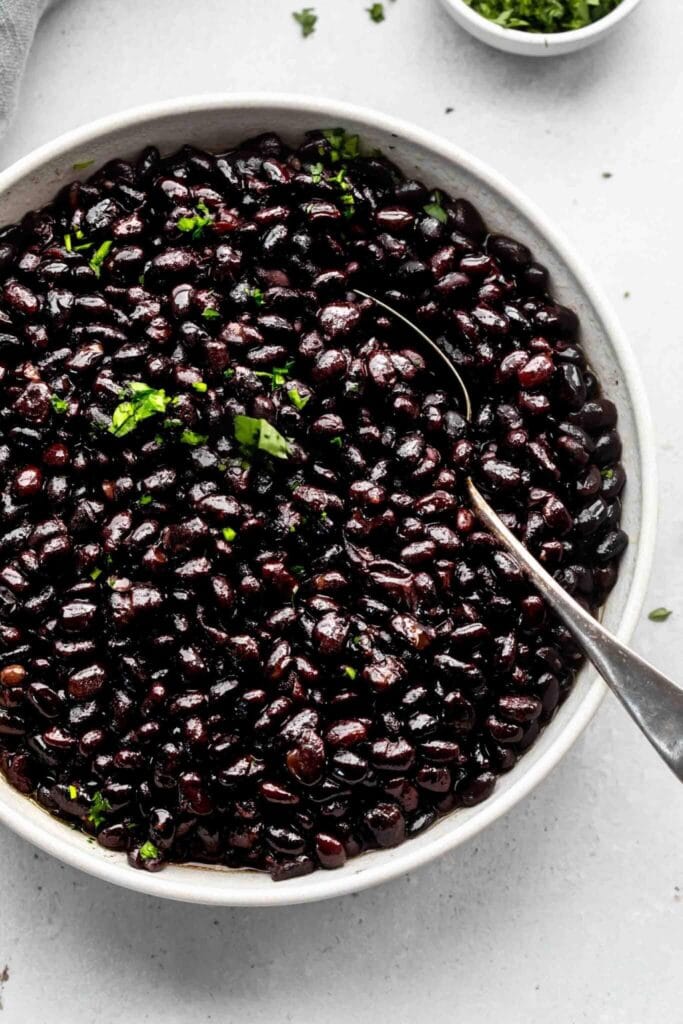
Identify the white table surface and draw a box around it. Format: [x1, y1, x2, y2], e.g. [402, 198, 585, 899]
[0, 1, 681, 1020]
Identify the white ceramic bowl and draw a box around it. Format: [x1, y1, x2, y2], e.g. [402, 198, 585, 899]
[439, 0, 643, 56]
[0, 94, 656, 906]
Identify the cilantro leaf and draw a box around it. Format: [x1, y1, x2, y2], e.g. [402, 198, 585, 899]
[108, 383, 174, 438]
[139, 494, 153, 506]
[423, 201, 448, 224]
[250, 287, 265, 306]
[89, 240, 113, 277]
[180, 429, 208, 446]
[51, 395, 69, 414]
[288, 387, 310, 411]
[177, 202, 213, 239]
[255, 360, 295, 389]
[233, 415, 290, 460]
[293, 7, 317, 36]
[367, 3, 385, 22]
[648, 608, 672, 622]
[202, 307, 220, 320]
[192, 381, 208, 393]
[139, 840, 160, 860]
[73, 159, 94, 171]
[222, 526, 237, 542]
[87, 791, 112, 828]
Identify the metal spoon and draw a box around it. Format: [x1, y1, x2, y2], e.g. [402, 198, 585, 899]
[356, 290, 683, 781]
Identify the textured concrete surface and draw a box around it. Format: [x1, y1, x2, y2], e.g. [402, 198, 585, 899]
[0, 1, 681, 1020]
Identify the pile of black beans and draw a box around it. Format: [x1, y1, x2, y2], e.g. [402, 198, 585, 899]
[0, 130, 626, 879]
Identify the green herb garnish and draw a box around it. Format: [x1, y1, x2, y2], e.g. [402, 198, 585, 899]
[322, 128, 360, 163]
[108, 382, 175, 438]
[424, 201, 448, 224]
[601, 468, 615, 480]
[233, 415, 290, 460]
[64, 233, 73, 252]
[224, 368, 235, 379]
[309, 162, 324, 184]
[330, 436, 343, 447]
[139, 494, 153, 506]
[180, 429, 208, 446]
[648, 608, 672, 622]
[89, 240, 113, 277]
[343, 665, 358, 680]
[51, 395, 69, 414]
[87, 791, 112, 828]
[202, 307, 220, 320]
[250, 287, 265, 307]
[68, 784, 78, 800]
[222, 526, 237, 542]
[139, 840, 160, 861]
[367, 3, 385, 21]
[192, 381, 208, 393]
[73, 159, 94, 171]
[255, 360, 294, 389]
[90, 567, 103, 581]
[462, 0, 621, 32]
[177, 201, 213, 239]
[293, 7, 317, 36]
[288, 388, 310, 411]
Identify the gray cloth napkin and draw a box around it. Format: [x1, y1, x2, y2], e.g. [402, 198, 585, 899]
[0, 0, 59, 137]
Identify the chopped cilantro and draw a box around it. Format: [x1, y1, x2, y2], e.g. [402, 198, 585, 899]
[343, 665, 358, 680]
[87, 791, 111, 828]
[192, 381, 208, 393]
[367, 3, 385, 21]
[139, 494, 153, 506]
[309, 162, 324, 184]
[89, 567, 103, 581]
[462, 0, 621, 31]
[293, 7, 317, 36]
[224, 368, 235, 379]
[323, 128, 360, 163]
[72, 159, 94, 171]
[288, 387, 310, 411]
[139, 840, 160, 861]
[601, 468, 615, 480]
[222, 526, 237, 542]
[180, 429, 208, 446]
[51, 395, 69, 414]
[177, 201, 213, 239]
[330, 436, 343, 447]
[68, 784, 78, 800]
[251, 287, 265, 306]
[424, 201, 448, 224]
[202, 307, 220, 320]
[648, 608, 672, 622]
[291, 565, 305, 576]
[108, 382, 175, 438]
[255, 360, 294, 389]
[64, 233, 73, 252]
[233, 415, 290, 460]
[89, 240, 113, 277]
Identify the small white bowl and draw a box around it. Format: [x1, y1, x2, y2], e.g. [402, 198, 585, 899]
[439, 0, 643, 56]
[0, 94, 657, 906]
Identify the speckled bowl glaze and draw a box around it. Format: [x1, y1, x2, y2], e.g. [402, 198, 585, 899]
[0, 94, 656, 906]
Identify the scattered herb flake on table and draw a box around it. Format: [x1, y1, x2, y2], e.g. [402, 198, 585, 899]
[367, 3, 385, 22]
[293, 7, 317, 36]
[648, 608, 672, 623]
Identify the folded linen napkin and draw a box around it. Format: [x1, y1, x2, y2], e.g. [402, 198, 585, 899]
[0, 0, 60, 137]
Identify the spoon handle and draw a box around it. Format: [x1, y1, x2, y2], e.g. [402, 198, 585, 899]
[468, 480, 683, 781]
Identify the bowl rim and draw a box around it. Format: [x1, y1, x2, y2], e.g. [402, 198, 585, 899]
[0, 92, 658, 906]
[439, 0, 643, 49]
